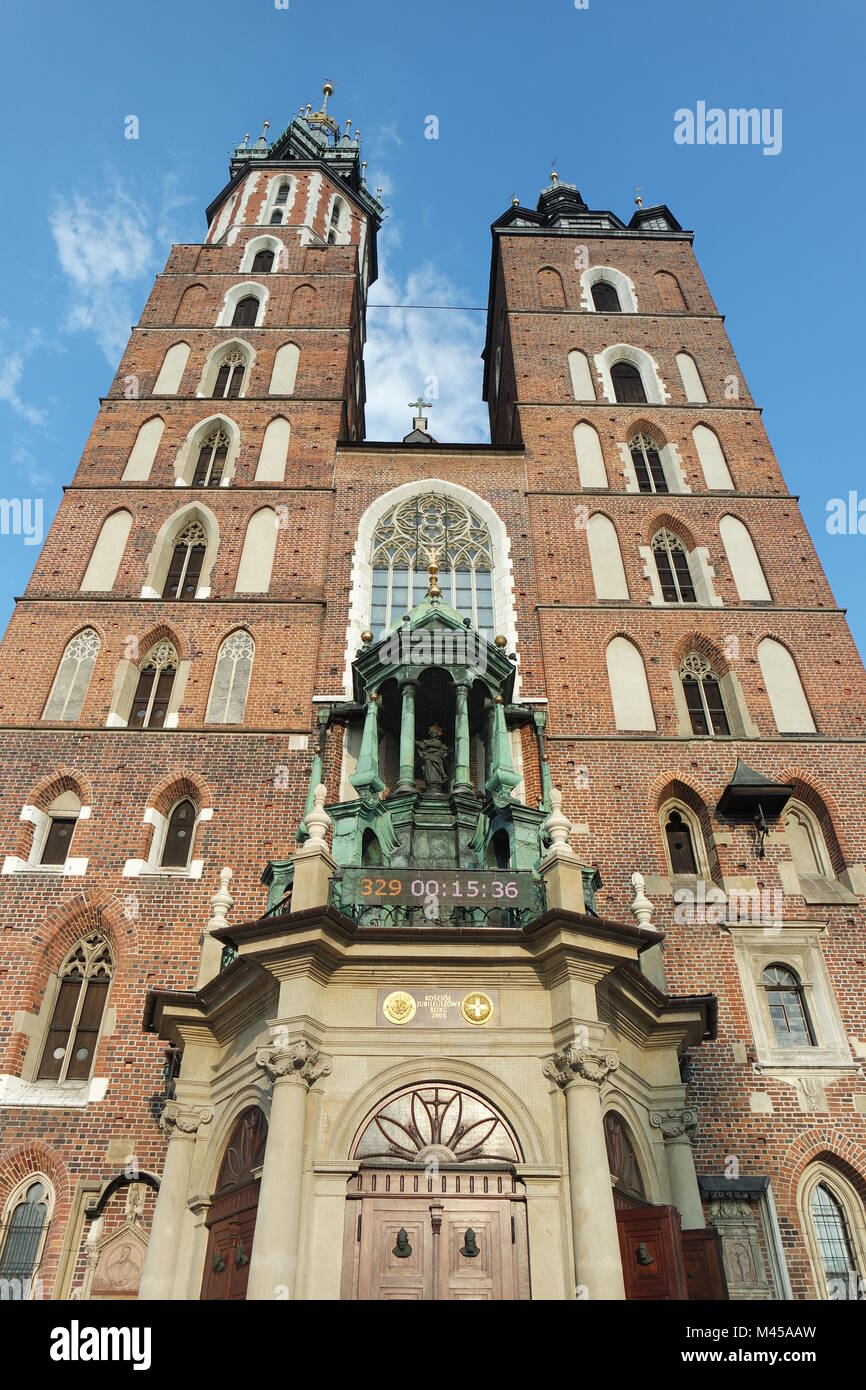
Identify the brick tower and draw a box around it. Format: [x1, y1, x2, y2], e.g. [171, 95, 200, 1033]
[0, 96, 864, 1305]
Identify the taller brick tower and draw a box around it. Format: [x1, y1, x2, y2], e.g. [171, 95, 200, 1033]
[0, 101, 864, 1306]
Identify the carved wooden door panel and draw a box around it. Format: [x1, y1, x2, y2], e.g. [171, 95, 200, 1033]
[201, 1188, 258, 1301]
[616, 1204, 688, 1300]
[681, 1228, 729, 1300]
[342, 1170, 530, 1301]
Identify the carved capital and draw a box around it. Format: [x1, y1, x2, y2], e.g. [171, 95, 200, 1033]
[256, 1040, 332, 1088]
[650, 1108, 699, 1141]
[162, 1101, 214, 1136]
[543, 1046, 619, 1090]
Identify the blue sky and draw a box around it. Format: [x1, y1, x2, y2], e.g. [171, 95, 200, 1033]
[0, 0, 864, 654]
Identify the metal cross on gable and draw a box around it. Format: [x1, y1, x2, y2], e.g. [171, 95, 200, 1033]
[408, 395, 432, 417]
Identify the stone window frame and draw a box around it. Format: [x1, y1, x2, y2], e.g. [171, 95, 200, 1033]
[579, 264, 639, 314]
[727, 923, 853, 1071]
[595, 344, 670, 407]
[260, 174, 298, 227]
[2, 790, 91, 879]
[216, 281, 269, 330]
[325, 192, 352, 246]
[172, 415, 242, 488]
[239, 233, 287, 273]
[620, 429, 690, 497]
[195, 340, 256, 402]
[778, 798, 858, 905]
[41, 627, 101, 721]
[106, 636, 189, 731]
[122, 796, 211, 881]
[140, 501, 220, 600]
[206, 629, 255, 724]
[345, 479, 519, 696]
[797, 1162, 866, 1301]
[658, 796, 713, 882]
[0, 1173, 55, 1291]
[640, 525, 721, 608]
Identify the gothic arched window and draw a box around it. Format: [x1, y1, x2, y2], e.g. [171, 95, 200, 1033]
[327, 196, 348, 245]
[43, 629, 100, 721]
[762, 964, 815, 1048]
[810, 1183, 861, 1300]
[591, 280, 621, 312]
[163, 522, 208, 599]
[629, 433, 668, 494]
[251, 249, 275, 273]
[369, 494, 494, 638]
[611, 361, 646, 403]
[665, 809, 698, 874]
[652, 529, 696, 603]
[231, 295, 260, 328]
[783, 801, 834, 881]
[192, 430, 230, 486]
[37, 933, 113, 1082]
[269, 182, 290, 225]
[679, 652, 730, 736]
[0, 1180, 52, 1288]
[161, 798, 197, 868]
[130, 642, 178, 729]
[207, 631, 254, 723]
[211, 355, 245, 401]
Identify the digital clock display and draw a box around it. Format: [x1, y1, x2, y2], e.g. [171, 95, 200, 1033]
[341, 867, 538, 910]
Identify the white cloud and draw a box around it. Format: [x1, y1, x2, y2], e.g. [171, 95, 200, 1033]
[50, 175, 197, 362]
[364, 238, 488, 444]
[0, 321, 46, 426]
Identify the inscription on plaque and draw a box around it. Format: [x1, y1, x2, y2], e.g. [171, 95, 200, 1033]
[378, 987, 498, 1029]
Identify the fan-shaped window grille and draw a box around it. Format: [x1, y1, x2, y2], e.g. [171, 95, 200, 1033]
[370, 494, 494, 638]
[353, 1085, 520, 1165]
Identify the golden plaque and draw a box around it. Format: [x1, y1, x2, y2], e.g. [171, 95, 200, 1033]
[461, 991, 494, 1026]
[382, 990, 417, 1025]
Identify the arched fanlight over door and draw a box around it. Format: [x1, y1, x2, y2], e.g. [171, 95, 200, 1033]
[352, 1085, 521, 1165]
[604, 1112, 646, 1201]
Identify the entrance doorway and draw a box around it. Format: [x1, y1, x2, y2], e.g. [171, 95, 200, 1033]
[200, 1107, 267, 1301]
[341, 1168, 530, 1300]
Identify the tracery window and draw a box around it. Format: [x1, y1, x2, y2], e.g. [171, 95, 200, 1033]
[370, 494, 494, 638]
[762, 964, 815, 1048]
[43, 628, 100, 721]
[679, 652, 730, 736]
[130, 641, 178, 729]
[211, 355, 245, 401]
[652, 529, 696, 603]
[629, 432, 668, 494]
[192, 430, 230, 486]
[37, 932, 113, 1082]
[207, 630, 254, 723]
[162, 523, 208, 599]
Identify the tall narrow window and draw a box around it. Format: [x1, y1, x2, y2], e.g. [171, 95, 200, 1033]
[369, 494, 494, 638]
[0, 1182, 51, 1286]
[43, 629, 99, 721]
[763, 964, 815, 1048]
[328, 197, 347, 244]
[810, 1184, 860, 1299]
[231, 296, 259, 328]
[629, 433, 668, 493]
[269, 183, 290, 225]
[211, 355, 245, 400]
[652, 530, 696, 603]
[130, 642, 178, 729]
[163, 523, 207, 598]
[665, 810, 698, 874]
[591, 281, 621, 312]
[40, 812, 77, 866]
[161, 799, 196, 868]
[611, 361, 646, 403]
[37, 933, 113, 1082]
[192, 430, 230, 487]
[251, 248, 275, 273]
[680, 653, 730, 736]
[207, 631, 254, 723]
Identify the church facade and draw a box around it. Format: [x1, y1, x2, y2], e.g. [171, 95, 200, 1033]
[1, 85, 865, 1302]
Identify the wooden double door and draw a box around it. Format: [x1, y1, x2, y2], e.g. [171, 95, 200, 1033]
[616, 1200, 728, 1300]
[341, 1169, 531, 1300]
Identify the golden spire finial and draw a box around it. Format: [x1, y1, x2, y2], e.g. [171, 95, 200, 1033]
[634, 185, 643, 208]
[321, 80, 334, 110]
